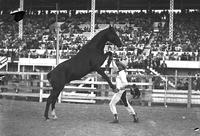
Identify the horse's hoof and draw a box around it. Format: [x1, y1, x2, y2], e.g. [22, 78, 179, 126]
[44, 116, 50, 121]
[44, 118, 51, 122]
[132, 114, 139, 123]
[133, 117, 139, 123]
[52, 116, 58, 120]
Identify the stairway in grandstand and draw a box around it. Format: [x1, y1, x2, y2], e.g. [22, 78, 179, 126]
[147, 32, 155, 47]
[0, 57, 8, 70]
[143, 32, 176, 88]
[148, 67, 176, 88]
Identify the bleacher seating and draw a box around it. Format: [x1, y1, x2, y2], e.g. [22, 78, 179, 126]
[0, 10, 200, 104]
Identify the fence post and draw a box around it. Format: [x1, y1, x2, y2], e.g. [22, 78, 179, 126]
[39, 73, 44, 102]
[100, 83, 106, 97]
[187, 77, 192, 108]
[175, 70, 177, 88]
[91, 77, 95, 95]
[6, 62, 8, 71]
[148, 77, 152, 107]
[141, 77, 145, 106]
[164, 75, 168, 107]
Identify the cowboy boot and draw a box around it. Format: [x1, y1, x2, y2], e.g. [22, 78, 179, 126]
[110, 114, 119, 123]
[132, 113, 139, 123]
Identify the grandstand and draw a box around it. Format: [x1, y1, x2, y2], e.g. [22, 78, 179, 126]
[0, 0, 200, 106]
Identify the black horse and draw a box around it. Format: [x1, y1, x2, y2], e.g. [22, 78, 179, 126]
[44, 26, 123, 120]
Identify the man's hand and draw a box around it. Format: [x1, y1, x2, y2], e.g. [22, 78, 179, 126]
[112, 88, 119, 93]
[110, 84, 116, 90]
[110, 84, 119, 93]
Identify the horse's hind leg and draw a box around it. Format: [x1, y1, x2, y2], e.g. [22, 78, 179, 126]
[49, 81, 65, 120]
[51, 93, 60, 120]
[44, 87, 63, 120]
[44, 93, 54, 120]
[44, 73, 66, 120]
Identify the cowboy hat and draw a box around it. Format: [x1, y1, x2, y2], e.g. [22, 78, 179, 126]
[10, 10, 25, 22]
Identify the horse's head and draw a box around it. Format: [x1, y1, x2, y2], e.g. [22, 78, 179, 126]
[106, 26, 123, 48]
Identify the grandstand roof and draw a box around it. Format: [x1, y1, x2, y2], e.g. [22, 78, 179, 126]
[1, 0, 200, 11]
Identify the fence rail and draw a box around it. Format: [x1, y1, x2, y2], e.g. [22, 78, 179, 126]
[0, 71, 199, 107]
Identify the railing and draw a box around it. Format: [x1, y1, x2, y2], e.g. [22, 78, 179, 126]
[149, 67, 176, 88]
[152, 75, 200, 107]
[0, 56, 8, 69]
[0, 71, 153, 105]
[0, 71, 199, 107]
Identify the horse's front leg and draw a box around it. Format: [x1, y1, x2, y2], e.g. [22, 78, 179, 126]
[97, 69, 116, 91]
[104, 51, 113, 70]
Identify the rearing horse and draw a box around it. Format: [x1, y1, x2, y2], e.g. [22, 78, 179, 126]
[44, 26, 123, 120]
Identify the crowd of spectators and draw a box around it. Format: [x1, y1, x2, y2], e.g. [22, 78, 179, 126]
[1, 9, 200, 90]
[1, 10, 200, 68]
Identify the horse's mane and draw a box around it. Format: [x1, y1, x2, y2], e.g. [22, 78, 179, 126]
[83, 27, 109, 47]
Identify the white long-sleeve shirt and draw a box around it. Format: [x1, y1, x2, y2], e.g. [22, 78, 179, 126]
[116, 70, 128, 90]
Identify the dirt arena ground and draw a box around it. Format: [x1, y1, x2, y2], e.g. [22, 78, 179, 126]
[0, 99, 200, 136]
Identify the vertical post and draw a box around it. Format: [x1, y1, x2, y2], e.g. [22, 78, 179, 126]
[148, 77, 152, 107]
[17, 64, 20, 72]
[6, 62, 8, 71]
[90, 0, 95, 38]
[91, 77, 95, 95]
[169, 0, 174, 41]
[175, 69, 177, 88]
[39, 73, 44, 102]
[187, 77, 192, 108]
[56, 3, 59, 65]
[117, 0, 120, 14]
[90, 77, 96, 103]
[164, 75, 168, 107]
[22, 66, 25, 79]
[55, 3, 62, 103]
[141, 77, 145, 106]
[141, 78, 145, 91]
[19, 0, 24, 39]
[91, 77, 95, 89]
[33, 66, 35, 72]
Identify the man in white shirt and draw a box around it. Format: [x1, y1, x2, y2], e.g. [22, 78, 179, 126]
[109, 59, 139, 123]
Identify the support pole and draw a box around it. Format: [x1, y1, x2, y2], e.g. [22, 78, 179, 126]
[56, 3, 59, 65]
[164, 75, 168, 107]
[175, 69, 177, 88]
[55, 3, 62, 103]
[39, 73, 44, 102]
[187, 77, 192, 108]
[148, 77, 152, 107]
[169, 0, 174, 41]
[90, 0, 95, 38]
[18, 0, 24, 39]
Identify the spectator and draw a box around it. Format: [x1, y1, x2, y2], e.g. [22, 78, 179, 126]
[160, 60, 167, 75]
[195, 73, 200, 91]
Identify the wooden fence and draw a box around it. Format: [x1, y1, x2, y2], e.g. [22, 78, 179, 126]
[152, 76, 200, 108]
[0, 71, 153, 105]
[0, 71, 200, 107]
